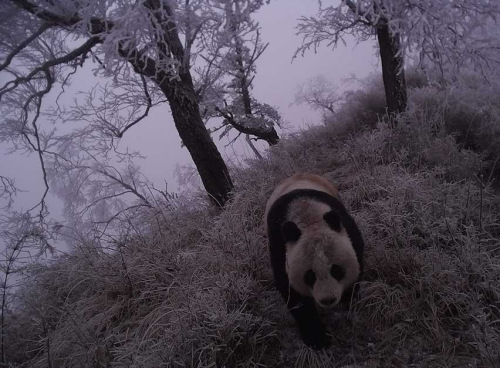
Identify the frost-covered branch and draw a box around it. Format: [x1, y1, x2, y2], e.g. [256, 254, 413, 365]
[0, 7, 103, 222]
[214, 103, 279, 145]
[3, 0, 235, 209]
[23, 68, 52, 223]
[296, 0, 500, 75]
[54, 72, 162, 147]
[199, 0, 281, 149]
[115, 76, 153, 138]
[0, 37, 99, 98]
[0, 176, 18, 210]
[44, 142, 155, 224]
[295, 74, 343, 117]
[0, 22, 51, 72]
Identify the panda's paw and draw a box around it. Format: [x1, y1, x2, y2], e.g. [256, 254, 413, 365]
[302, 330, 332, 350]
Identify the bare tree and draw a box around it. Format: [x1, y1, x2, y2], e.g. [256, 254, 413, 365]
[0, 0, 234, 209]
[198, 0, 281, 149]
[294, 74, 343, 119]
[296, 0, 500, 115]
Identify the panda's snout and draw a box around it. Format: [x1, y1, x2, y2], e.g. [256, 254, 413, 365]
[319, 297, 337, 307]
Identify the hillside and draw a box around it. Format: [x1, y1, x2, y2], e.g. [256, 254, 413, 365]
[6, 72, 500, 367]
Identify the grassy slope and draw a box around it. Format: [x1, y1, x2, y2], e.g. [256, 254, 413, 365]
[8, 73, 500, 367]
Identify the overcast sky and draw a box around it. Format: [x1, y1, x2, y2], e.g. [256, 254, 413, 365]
[0, 0, 378, 222]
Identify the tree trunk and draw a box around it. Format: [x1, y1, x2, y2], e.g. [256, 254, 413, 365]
[124, 52, 233, 208]
[160, 78, 233, 208]
[376, 22, 407, 115]
[143, 0, 233, 208]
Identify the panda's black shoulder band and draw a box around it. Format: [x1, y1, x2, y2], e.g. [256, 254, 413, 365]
[266, 189, 364, 269]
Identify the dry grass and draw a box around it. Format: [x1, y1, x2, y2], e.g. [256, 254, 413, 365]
[6, 73, 500, 367]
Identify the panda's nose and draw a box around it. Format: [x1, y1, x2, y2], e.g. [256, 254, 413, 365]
[320, 297, 337, 306]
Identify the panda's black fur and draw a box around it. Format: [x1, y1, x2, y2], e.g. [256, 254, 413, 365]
[266, 187, 364, 349]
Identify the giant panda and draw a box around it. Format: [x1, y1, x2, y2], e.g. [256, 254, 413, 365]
[264, 173, 364, 349]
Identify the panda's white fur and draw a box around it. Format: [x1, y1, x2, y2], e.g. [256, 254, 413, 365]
[265, 173, 361, 308]
[285, 207, 360, 308]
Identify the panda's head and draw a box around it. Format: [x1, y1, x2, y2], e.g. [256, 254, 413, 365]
[283, 209, 360, 309]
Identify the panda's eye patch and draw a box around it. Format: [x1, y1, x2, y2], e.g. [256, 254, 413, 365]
[304, 269, 316, 287]
[323, 210, 341, 232]
[330, 264, 345, 281]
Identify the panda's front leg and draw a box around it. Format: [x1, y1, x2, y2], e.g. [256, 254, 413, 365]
[289, 295, 332, 349]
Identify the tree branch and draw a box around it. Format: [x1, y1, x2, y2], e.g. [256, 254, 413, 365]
[214, 106, 279, 145]
[0, 36, 100, 98]
[0, 176, 19, 209]
[21, 68, 54, 222]
[0, 22, 51, 72]
[11, 0, 112, 34]
[96, 170, 153, 208]
[116, 76, 152, 138]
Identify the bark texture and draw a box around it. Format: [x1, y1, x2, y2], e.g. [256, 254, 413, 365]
[376, 22, 407, 115]
[160, 77, 233, 207]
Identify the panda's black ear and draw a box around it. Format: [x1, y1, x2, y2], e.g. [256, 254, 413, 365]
[323, 210, 341, 232]
[282, 221, 301, 242]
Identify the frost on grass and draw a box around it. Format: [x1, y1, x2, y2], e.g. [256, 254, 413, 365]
[6, 73, 500, 367]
